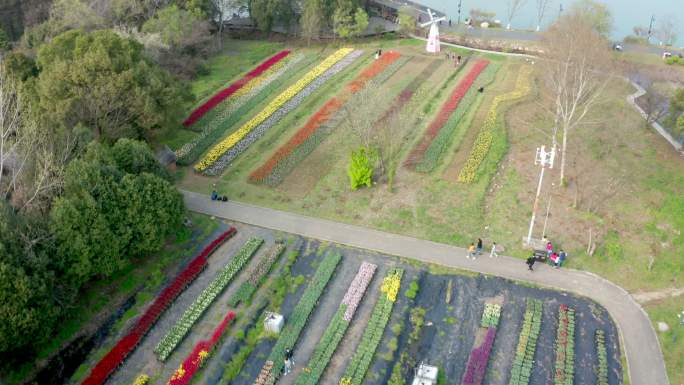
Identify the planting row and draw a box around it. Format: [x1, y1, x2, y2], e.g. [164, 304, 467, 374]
[81, 229, 236, 385]
[228, 241, 286, 307]
[249, 52, 405, 186]
[166, 311, 236, 385]
[404, 60, 489, 169]
[155, 237, 263, 361]
[295, 262, 377, 385]
[554, 304, 576, 385]
[176, 53, 307, 164]
[595, 330, 609, 385]
[253, 252, 343, 385]
[183, 50, 291, 126]
[339, 268, 404, 385]
[508, 298, 543, 385]
[415, 63, 500, 173]
[457, 65, 532, 183]
[195, 48, 357, 174]
[461, 302, 502, 385]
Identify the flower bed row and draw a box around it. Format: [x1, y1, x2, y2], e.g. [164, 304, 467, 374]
[415, 63, 500, 173]
[252, 252, 342, 385]
[176, 53, 306, 164]
[227, 241, 286, 307]
[195, 48, 356, 173]
[553, 304, 575, 385]
[132, 374, 149, 385]
[339, 268, 404, 385]
[457, 65, 532, 183]
[249, 52, 404, 185]
[155, 237, 263, 361]
[166, 311, 236, 385]
[184, 50, 291, 127]
[461, 302, 502, 385]
[81, 229, 236, 385]
[508, 298, 543, 385]
[595, 330, 609, 385]
[404, 60, 490, 169]
[201, 49, 364, 176]
[295, 262, 377, 385]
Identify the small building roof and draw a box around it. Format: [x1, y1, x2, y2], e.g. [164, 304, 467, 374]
[369, 0, 447, 18]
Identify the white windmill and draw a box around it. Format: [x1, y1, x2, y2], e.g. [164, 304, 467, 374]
[420, 9, 446, 54]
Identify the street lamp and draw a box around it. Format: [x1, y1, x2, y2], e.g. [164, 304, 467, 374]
[526, 145, 556, 244]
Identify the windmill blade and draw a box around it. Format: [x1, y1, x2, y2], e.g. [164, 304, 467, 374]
[419, 21, 433, 28]
[433, 16, 447, 23]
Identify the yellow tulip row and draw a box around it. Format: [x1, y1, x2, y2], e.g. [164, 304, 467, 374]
[195, 48, 355, 172]
[457, 66, 533, 183]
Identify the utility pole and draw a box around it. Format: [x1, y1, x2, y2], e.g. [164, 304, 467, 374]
[647, 15, 655, 42]
[558, 3, 563, 18]
[457, 0, 463, 25]
[526, 145, 556, 245]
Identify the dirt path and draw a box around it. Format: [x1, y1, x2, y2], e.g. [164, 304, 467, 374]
[633, 287, 684, 304]
[442, 64, 519, 181]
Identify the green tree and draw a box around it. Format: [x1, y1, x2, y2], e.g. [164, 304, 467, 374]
[2, 52, 37, 82]
[333, 1, 367, 38]
[397, 6, 416, 36]
[112, 138, 170, 179]
[301, 0, 323, 45]
[249, 0, 296, 32]
[569, 0, 613, 37]
[142, 5, 209, 48]
[34, 29, 191, 141]
[0, 28, 9, 51]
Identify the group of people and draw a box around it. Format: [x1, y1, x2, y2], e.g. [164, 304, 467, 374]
[374, 49, 383, 60]
[525, 236, 566, 271]
[467, 238, 498, 259]
[445, 52, 462, 66]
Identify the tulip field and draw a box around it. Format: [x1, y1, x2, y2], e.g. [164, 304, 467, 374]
[74, 222, 624, 385]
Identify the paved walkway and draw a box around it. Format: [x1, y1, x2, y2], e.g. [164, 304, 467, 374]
[182, 190, 668, 385]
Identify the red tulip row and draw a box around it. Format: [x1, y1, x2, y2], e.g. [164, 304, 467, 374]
[81, 228, 237, 385]
[248, 52, 402, 185]
[404, 60, 489, 168]
[183, 51, 291, 127]
[166, 311, 237, 385]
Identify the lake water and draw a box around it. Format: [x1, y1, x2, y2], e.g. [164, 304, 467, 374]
[416, 0, 684, 45]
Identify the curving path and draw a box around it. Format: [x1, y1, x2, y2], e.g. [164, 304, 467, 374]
[182, 190, 668, 385]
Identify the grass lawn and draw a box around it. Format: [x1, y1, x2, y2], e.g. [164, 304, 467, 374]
[644, 296, 684, 385]
[3, 212, 219, 385]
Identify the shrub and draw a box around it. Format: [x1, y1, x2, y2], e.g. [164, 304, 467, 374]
[348, 147, 375, 190]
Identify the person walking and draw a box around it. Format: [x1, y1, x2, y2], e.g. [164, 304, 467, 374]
[526, 255, 536, 271]
[556, 249, 567, 268]
[476, 238, 483, 255]
[284, 348, 294, 375]
[467, 243, 476, 259]
[489, 242, 498, 258]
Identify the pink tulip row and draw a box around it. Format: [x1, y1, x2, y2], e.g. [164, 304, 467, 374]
[341, 262, 377, 321]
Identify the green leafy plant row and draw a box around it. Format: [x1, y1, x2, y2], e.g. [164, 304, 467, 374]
[481, 302, 502, 328]
[339, 269, 404, 385]
[595, 330, 609, 385]
[154, 237, 263, 361]
[252, 252, 342, 385]
[508, 298, 543, 385]
[553, 305, 576, 385]
[228, 242, 285, 307]
[415, 64, 500, 173]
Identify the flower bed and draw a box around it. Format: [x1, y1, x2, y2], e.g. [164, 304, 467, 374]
[195, 48, 356, 173]
[81, 229, 236, 385]
[249, 52, 404, 185]
[166, 311, 236, 385]
[415, 64, 500, 173]
[183, 50, 291, 127]
[176, 53, 306, 164]
[508, 299, 543, 385]
[339, 268, 404, 385]
[404, 60, 490, 169]
[155, 237, 263, 361]
[295, 262, 377, 385]
[595, 330, 609, 385]
[252, 252, 342, 385]
[553, 304, 575, 385]
[461, 302, 502, 385]
[457, 66, 532, 183]
[227, 242, 285, 307]
[132, 374, 149, 385]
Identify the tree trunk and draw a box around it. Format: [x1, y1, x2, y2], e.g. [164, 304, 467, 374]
[560, 122, 568, 185]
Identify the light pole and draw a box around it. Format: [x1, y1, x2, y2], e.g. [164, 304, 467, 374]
[457, 0, 463, 25]
[648, 15, 655, 43]
[526, 145, 556, 244]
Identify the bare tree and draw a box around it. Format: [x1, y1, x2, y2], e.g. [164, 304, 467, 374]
[640, 79, 670, 129]
[655, 15, 678, 46]
[506, 0, 527, 30]
[535, 0, 550, 31]
[300, 0, 322, 46]
[540, 13, 613, 184]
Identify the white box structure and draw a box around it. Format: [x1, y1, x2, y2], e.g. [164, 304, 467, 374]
[264, 312, 284, 334]
[412, 362, 438, 385]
